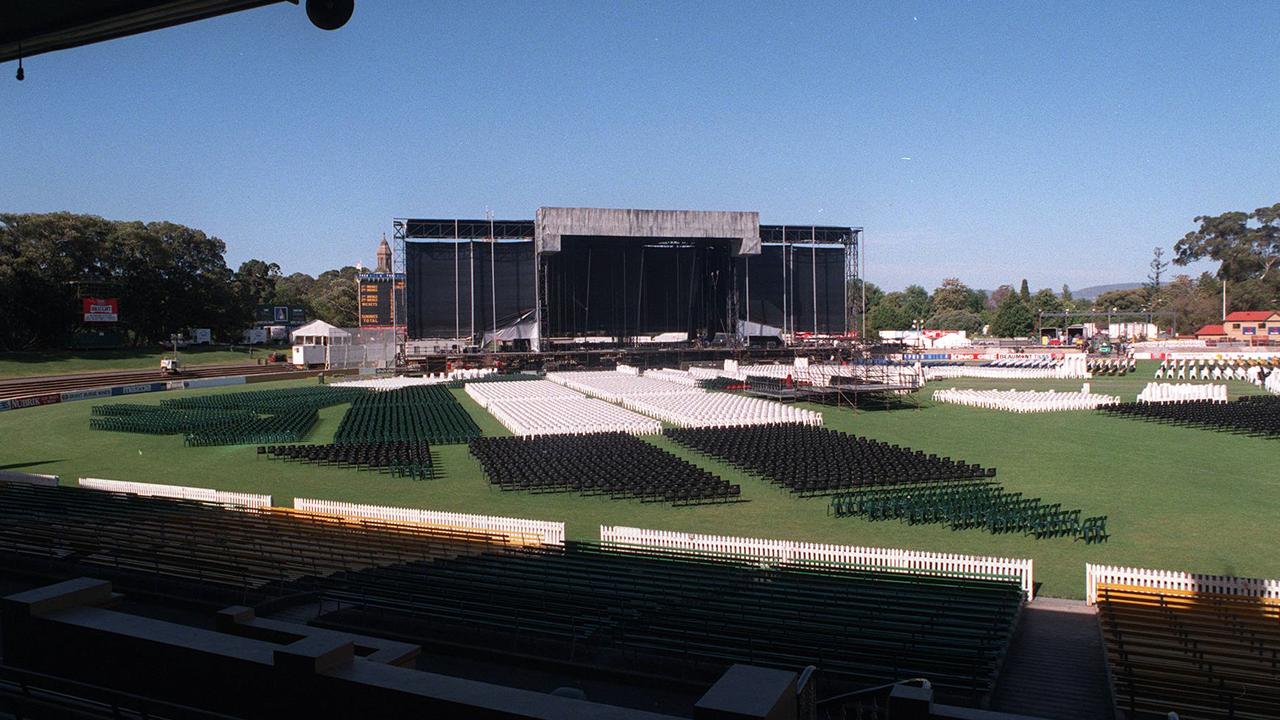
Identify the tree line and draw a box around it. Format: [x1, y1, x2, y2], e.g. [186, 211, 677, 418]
[2, 202, 1275, 350]
[851, 202, 1279, 339]
[0, 212, 360, 351]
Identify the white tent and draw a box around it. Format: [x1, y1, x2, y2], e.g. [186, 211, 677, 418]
[291, 320, 352, 367]
[290, 320, 351, 346]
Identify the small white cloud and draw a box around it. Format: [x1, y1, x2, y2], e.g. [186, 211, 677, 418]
[900, 156, 912, 161]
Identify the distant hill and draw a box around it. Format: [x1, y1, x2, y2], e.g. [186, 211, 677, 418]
[1070, 283, 1143, 300]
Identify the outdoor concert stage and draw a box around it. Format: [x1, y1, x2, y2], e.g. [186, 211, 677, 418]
[394, 207, 862, 354]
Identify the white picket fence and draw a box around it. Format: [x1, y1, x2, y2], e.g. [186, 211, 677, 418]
[600, 526, 1034, 599]
[294, 498, 564, 547]
[77, 478, 272, 508]
[1086, 563, 1280, 605]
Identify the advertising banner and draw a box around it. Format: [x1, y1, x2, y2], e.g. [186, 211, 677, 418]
[82, 297, 119, 322]
[60, 387, 114, 403]
[8, 394, 62, 409]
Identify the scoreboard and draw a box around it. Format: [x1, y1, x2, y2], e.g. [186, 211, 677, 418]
[358, 273, 405, 327]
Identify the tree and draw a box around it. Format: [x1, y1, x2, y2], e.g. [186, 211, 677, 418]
[1146, 247, 1169, 305]
[929, 278, 973, 314]
[0, 213, 244, 349]
[988, 284, 1015, 310]
[847, 279, 884, 333]
[1093, 287, 1149, 313]
[865, 288, 926, 333]
[1061, 284, 1073, 302]
[1018, 278, 1031, 303]
[309, 266, 360, 327]
[1030, 288, 1063, 318]
[1174, 203, 1280, 282]
[274, 272, 316, 309]
[234, 259, 281, 307]
[927, 309, 983, 335]
[1161, 274, 1222, 332]
[901, 284, 931, 323]
[990, 294, 1033, 338]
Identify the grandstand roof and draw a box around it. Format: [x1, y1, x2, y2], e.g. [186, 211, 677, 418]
[1195, 323, 1226, 337]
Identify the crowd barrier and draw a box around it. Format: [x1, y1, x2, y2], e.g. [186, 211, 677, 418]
[1086, 563, 1280, 605]
[0, 470, 61, 486]
[600, 526, 1034, 599]
[294, 498, 565, 546]
[77, 477, 272, 508]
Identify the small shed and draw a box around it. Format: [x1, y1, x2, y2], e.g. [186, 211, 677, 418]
[291, 320, 351, 367]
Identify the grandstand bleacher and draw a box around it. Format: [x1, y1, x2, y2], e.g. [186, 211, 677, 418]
[0, 479, 1025, 711]
[1097, 583, 1280, 719]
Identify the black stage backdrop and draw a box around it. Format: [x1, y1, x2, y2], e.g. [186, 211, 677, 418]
[736, 244, 845, 334]
[406, 240, 534, 338]
[407, 238, 844, 339]
[543, 237, 733, 339]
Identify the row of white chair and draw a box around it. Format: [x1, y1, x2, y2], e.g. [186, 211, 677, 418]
[548, 369, 823, 428]
[483, 396, 662, 438]
[546, 371, 704, 403]
[1156, 361, 1258, 382]
[464, 379, 581, 409]
[932, 387, 1120, 413]
[1137, 383, 1228, 404]
[619, 391, 822, 428]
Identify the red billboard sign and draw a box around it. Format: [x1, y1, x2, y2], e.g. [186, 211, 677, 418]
[82, 297, 119, 322]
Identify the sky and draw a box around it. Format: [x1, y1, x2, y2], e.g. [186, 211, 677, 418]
[2, 1, 1277, 291]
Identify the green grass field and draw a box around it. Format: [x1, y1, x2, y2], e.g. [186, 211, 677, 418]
[1, 363, 1275, 599]
[0, 346, 279, 378]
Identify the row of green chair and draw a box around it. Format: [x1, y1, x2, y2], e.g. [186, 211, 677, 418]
[333, 386, 480, 445]
[829, 482, 1107, 543]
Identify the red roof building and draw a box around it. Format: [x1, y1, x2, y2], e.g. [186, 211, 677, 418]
[1220, 311, 1280, 342]
[1223, 311, 1279, 323]
[1195, 323, 1226, 338]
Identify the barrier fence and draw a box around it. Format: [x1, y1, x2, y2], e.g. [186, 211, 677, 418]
[1085, 563, 1280, 605]
[293, 498, 565, 547]
[600, 526, 1034, 599]
[77, 478, 272, 508]
[0, 470, 61, 487]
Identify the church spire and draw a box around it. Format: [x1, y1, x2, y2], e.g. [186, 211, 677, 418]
[376, 234, 392, 273]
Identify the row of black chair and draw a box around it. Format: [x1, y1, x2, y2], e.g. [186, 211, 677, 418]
[260, 441, 433, 480]
[666, 424, 994, 495]
[1100, 395, 1280, 438]
[468, 433, 742, 505]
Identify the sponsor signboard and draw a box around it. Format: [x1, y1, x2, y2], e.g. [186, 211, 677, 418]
[82, 297, 119, 322]
[0, 400, 10, 412]
[116, 382, 165, 396]
[60, 387, 114, 403]
[1269, 326, 1280, 335]
[8, 394, 62, 409]
[1243, 326, 1256, 335]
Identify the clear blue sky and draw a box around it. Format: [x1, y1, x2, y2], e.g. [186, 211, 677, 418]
[3, 1, 1277, 291]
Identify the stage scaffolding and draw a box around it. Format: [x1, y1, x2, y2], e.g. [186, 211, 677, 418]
[393, 213, 863, 354]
